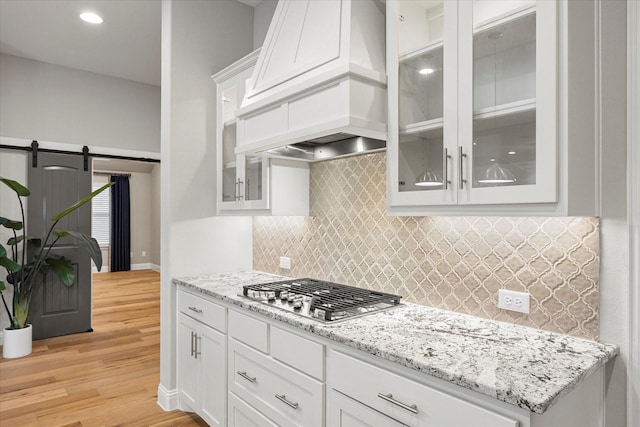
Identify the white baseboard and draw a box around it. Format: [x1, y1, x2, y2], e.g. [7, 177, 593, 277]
[92, 263, 161, 273]
[92, 265, 110, 273]
[157, 384, 180, 411]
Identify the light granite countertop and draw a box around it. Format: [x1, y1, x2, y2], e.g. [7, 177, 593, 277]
[173, 271, 618, 415]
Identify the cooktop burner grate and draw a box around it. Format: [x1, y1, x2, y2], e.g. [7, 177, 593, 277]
[242, 278, 401, 321]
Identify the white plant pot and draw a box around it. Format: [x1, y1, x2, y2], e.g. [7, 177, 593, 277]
[2, 324, 33, 359]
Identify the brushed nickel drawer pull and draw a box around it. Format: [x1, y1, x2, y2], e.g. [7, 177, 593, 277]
[377, 393, 418, 414]
[275, 394, 299, 409]
[188, 306, 203, 314]
[237, 371, 256, 383]
[194, 334, 201, 359]
[190, 331, 195, 357]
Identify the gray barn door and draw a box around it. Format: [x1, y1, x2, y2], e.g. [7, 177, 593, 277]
[27, 152, 92, 340]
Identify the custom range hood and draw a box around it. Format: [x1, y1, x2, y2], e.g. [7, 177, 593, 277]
[235, 0, 387, 162]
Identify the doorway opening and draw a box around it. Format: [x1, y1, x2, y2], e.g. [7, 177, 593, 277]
[91, 159, 160, 273]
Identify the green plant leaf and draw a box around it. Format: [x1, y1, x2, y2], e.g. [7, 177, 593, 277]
[28, 237, 42, 250]
[0, 280, 5, 292]
[7, 235, 41, 247]
[0, 256, 21, 273]
[0, 217, 23, 231]
[51, 182, 114, 222]
[0, 243, 6, 257]
[0, 177, 30, 197]
[55, 231, 103, 271]
[46, 257, 75, 286]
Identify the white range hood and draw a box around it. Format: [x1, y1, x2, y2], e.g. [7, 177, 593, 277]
[235, 0, 387, 161]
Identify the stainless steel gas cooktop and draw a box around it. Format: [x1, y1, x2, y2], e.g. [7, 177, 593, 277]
[242, 278, 402, 322]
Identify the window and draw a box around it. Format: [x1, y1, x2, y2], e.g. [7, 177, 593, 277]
[92, 183, 110, 247]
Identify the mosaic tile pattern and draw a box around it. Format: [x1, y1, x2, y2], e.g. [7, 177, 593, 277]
[253, 152, 600, 340]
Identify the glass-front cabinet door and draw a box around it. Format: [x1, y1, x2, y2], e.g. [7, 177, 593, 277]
[388, 0, 457, 207]
[387, 0, 557, 210]
[215, 50, 269, 213]
[458, 0, 556, 205]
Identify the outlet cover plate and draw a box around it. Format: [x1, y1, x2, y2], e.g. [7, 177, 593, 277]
[279, 256, 291, 270]
[498, 289, 530, 314]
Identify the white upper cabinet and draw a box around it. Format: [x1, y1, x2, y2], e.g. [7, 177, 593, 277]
[215, 50, 270, 213]
[213, 50, 309, 215]
[387, 0, 598, 216]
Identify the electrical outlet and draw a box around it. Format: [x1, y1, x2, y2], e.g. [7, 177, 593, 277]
[498, 289, 530, 314]
[279, 256, 291, 270]
[142, 251, 147, 257]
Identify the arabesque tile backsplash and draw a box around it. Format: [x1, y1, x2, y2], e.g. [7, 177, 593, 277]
[253, 152, 599, 340]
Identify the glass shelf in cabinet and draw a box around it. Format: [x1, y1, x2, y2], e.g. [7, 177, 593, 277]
[400, 117, 444, 136]
[473, 98, 535, 120]
[473, 3, 535, 35]
[399, 39, 443, 63]
[473, 105, 535, 133]
[223, 162, 237, 169]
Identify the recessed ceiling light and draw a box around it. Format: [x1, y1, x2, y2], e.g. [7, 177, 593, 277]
[508, 151, 516, 155]
[419, 68, 435, 75]
[80, 12, 103, 24]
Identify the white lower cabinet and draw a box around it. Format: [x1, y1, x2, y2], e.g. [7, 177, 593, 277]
[177, 290, 227, 427]
[228, 391, 279, 427]
[327, 350, 518, 427]
[175, 288, 605, 427]
[328, 389, 406, 427]
[227, 310, 325, 427]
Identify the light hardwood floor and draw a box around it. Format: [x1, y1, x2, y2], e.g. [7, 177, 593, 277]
[0, 269, 207, 427]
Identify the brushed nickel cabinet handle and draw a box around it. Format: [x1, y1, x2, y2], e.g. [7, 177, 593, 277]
[443, 148, 451, 190]
[237, 179, 244, 200]
[188, 306, 203, 314]
[190, 331, 195, 357]
[377, 393, 418, 414]
[237, 371, 256, 383]
[194, 334, 201, 359]
[275, 394, 299, 409]
[458, 146, 467, 190]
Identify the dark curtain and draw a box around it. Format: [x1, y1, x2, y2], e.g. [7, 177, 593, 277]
[110, 175, 131, 272]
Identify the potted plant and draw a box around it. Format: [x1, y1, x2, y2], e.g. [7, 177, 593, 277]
[0, 177, 112, 358]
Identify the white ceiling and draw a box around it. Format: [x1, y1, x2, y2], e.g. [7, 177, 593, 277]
[0, 0, 261, 87]
[0, 0, 162, 86]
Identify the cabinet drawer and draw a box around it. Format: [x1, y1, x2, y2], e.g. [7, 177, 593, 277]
[178, 290, 226, 333]
[228, 392, 278, 427]
[229, 339, 324, 427]
[328, 350, 518, 427]
[271, 326, 324, 380]
[228, 309, 269, 353]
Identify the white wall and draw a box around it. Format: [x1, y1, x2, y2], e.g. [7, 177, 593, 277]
[0, 53, 160, 153]
[597, 1, 630, 426]
[158, 0, 254, 406]
[253, 0, 278, 49]
[627, 3, 640, 423]
[129, 172, 153, 266]
[0, 149, 28, 332]
[150, 164, 161, 267]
